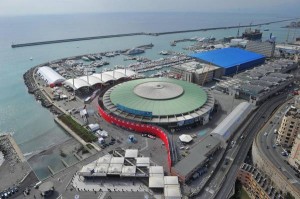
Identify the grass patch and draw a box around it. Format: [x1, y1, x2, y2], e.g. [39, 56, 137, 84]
[58, 114, 97, 142]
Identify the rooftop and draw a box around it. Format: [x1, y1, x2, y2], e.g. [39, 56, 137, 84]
[190, 47, 265, 68]
[172, 61, 220, 74]
[108, 78, 208, 116]
[124, 149, 138, 158]
[173, 136, 220, 176]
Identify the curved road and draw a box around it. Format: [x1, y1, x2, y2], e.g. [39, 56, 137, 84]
[213, 94, 289, 199]
[256, 99, 300, 195]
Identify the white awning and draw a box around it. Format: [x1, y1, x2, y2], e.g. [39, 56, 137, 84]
[179, 134, 193, 143]
[64, 78, 91, 90]
[103, 71, 126, 80]
[114, 69, 136, 77]
[79, 76, 103, 85]
[91, 73, 115, 82]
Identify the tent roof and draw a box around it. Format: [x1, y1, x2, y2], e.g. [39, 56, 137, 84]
[64, 78, 90, 90]
[114, 69, 136, 77]
[79, 76, 103, 85]
[103, 71, 126, 79]
[179, 134, 193, 143]
[37, 66, 65, 85]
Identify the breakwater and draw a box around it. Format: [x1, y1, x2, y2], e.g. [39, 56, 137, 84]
[11, 18, 299, 48]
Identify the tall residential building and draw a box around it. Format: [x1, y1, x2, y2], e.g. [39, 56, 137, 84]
[237, 163, 283, 199]
[288, 133, 300, 171]
[276, 105, 300, 147]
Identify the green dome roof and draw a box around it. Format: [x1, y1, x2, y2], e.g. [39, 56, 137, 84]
[109, 78, 208, 116]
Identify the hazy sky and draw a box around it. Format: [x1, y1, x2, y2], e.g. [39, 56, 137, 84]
[1, 0, 299, 16]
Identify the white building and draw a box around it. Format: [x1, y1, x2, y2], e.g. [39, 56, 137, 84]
[37, 66, 65, 86]
[210, 102, 254, 144]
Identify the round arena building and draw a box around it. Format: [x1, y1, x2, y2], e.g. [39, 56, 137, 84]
[100, 78, 215, 127]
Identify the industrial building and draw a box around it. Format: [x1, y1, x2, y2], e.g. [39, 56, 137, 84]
[289, 133, 300, 171]
[101, 78, 215, 127]
[171, 136, 221, 182]
[238, 163, 283, 199]
[276, 100, 300, 147]
[191, 47, 266, 76]
[210, 102, 254, 144]
[246, 41, 275, 58]
[170, 61, 223, 85]
[78, 148, 182, 199]
[216, 59, 296, 105]
[37, 66, 66, 87]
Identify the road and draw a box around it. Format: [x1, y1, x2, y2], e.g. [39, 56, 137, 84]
[193, 94, 288, 199]
[256, 99, 300, 193]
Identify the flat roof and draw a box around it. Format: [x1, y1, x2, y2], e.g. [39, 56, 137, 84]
[173, 136, 220, 177]
[164, 185, 182, 198]
[172, 61, 219, 73]
[191, 47, 265, 68]
[149, 166, 164, 177]
[94, 164, 109, 176]
[136, 157, 150, 167]
[108, 164, 123, 174]
[125, 149, 139, 158]
[121, 166, 136, 176]
[164, 176, 179, 185]
[149, 176, 165, 188]
[110, 157, 125, 164]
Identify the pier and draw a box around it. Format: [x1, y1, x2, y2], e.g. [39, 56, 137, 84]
[11, 18, 298, 48]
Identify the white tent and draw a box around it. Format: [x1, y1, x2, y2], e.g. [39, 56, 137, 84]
[64, 79, 90, 90]
[37, 66, 65, 85]
[179, 134, 193, 143]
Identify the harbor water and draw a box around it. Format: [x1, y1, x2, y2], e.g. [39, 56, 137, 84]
[0, 12, 297, 179]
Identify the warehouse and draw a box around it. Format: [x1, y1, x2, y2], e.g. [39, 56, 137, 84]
[216, 59, 296, 104]
[210, 102, 254, 144]
[171, 136, 221, 182]
[246, 40, 275, 58]
[191, 48, 266, 76]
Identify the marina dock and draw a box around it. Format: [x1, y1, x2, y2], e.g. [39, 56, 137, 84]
[11, 18, 297, 48]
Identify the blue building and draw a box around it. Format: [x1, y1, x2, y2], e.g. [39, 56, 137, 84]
[191, 48, 265, 76]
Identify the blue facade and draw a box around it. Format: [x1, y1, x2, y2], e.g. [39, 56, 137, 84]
[191, 48, 265, 75]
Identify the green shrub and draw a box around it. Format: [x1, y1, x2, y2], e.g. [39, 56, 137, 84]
[58, 115, 97, 142]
